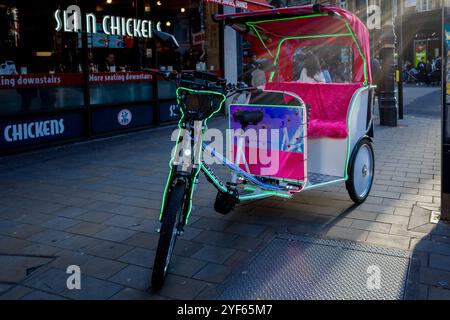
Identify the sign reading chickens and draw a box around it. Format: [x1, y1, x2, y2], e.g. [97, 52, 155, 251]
[0, 112, 85, 149]
[54, 5, 154, 39]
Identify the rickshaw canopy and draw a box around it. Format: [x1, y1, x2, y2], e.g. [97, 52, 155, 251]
[214, 5, 372, 84]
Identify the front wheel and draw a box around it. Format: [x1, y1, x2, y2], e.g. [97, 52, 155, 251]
[152, 180, 186, 290]
[346, 139, 375, 204]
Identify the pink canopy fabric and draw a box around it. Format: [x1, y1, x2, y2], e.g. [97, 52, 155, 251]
[215, 5, 372, 84]
[205, 0, 273, 12]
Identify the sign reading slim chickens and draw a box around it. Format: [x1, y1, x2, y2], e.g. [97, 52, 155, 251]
[54, 5, 155, 38]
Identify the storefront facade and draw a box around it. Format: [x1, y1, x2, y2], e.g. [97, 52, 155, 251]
[0, 0, 271, 154]
[402, 4, 442, 68]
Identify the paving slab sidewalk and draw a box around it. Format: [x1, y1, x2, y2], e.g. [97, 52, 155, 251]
[0, 86, 448, 300]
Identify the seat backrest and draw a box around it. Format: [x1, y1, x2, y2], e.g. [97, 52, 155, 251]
[265, 82, 361, 121]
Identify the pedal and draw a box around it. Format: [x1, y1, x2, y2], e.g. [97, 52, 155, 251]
[214, 190, 239, 215]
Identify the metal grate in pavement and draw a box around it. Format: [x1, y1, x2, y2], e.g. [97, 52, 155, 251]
[218, 235, 411, 300]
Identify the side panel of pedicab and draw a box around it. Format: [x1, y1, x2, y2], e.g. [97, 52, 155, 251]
[226, 84, 372, 190]
[228, 103, 308, 185]
[264, 83, 373, 187]
[304, 85, 372, 184]
[306, 85, 371, 188]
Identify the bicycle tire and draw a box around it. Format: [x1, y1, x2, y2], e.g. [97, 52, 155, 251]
[151, 180, 186, 290]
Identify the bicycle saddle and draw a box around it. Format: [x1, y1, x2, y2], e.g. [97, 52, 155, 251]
[233, 111, 264, 129]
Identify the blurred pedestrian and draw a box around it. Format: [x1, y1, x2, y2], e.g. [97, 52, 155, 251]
[320, 58, 332, 83]
[243, 53, 257, 86]
[298, 52, 325, 83]
[417, 58, 427, 86]
[99, 53, 116, 72]
[371, 56, 382, 109]
[270, 0, 285, 8]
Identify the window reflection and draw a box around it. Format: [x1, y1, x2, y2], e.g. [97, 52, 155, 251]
[0, 1, 84, 114]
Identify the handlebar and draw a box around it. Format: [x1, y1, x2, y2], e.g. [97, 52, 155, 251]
[153, 70, 256, 96]
[225, 84, 258, 98]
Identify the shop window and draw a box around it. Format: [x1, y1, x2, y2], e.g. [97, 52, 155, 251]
[155, 1, 222, 73]
[151, 0, 223, 121]
[417, 0, 433, 12]
[84, 0, 153, 106]
[0, 1, 84, 114]
[0, 0, 224, 115]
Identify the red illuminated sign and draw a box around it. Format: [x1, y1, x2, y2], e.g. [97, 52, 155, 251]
[0, 72, 153, 89]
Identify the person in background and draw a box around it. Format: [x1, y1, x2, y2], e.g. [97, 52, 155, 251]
[99, 53, 116, 72]
[425, 56, 433, 86]
[298, 52, 325, 83]
[426, 55, 433, 73]
[331, 61, 347, 83]
[293, 49, 306, 80]
[251, 61, 267, 88]
[15, 57, 38, 112]
[371, 57, 382, 89]
[88, 51, 97, 73]
[196, 43, 207, 70]
[402, 60, 411, 81]
[243, 53, 257, 86]
[435, 56, 442, 73]
[183, 48, 196, 70]
[417, 57, 427, 86]
[371, 56, 382, 109]
[270, 0, 285, 8]
[0, 60, 17, 75]
[320, 58, 332, 83]
[39, 54, 57, 110]
[431, 55, 442, 85]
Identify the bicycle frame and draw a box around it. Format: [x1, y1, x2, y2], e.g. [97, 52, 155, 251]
[202, 143, 295, 201]
[159, 87, 226, 226]
[159, 87, 299, 226]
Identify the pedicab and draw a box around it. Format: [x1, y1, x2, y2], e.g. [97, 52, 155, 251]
[152, 4, 375, 289]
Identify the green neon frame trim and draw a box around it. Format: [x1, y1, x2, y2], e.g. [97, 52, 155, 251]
[159, 86, 226, 224]
[241, 186, 293, 200]
[303, 178, 347, 191]
[247, 24, 274, 58]
[343, 20, 369, 85]
[245, 14, 328, 59]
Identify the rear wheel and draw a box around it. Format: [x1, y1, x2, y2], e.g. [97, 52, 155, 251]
[346, 139, 375, 204]
[152, 180, 186, 290]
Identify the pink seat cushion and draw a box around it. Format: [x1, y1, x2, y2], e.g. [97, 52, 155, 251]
[308, 119, 348, 139]
[265, 82, 362, 139]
